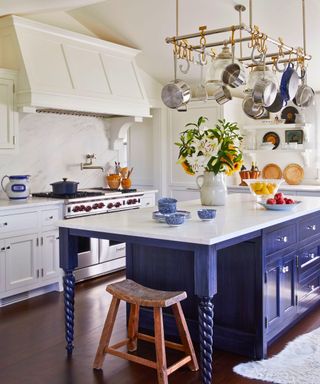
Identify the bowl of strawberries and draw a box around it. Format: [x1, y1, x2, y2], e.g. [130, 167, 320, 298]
[258, 192, 301, 211]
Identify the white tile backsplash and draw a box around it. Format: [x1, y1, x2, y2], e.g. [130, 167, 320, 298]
[0, 113, 118, 198]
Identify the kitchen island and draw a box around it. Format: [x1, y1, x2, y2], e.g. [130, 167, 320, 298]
[58, 194, 320, 384]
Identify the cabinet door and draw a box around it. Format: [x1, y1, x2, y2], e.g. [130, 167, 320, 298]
[41, 230, 59, 281]
[265, 252, 296, 334]
[0, 78, 15, 149]
[0, 240, 5, 292]
[5, 234, 38, 290]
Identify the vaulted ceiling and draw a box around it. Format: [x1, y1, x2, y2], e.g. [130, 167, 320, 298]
[1, 0, 320, 91]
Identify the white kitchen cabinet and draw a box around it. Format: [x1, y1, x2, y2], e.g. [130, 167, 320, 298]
[0, 204, 63, 306]
[41, 230, 59, 281]
[5, 233, 38, 290]
[140, 191, 156, 208]
[0, 69, 18, 152]
[0, 240, 5, 292]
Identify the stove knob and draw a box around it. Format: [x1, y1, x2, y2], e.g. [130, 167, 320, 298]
[115, 202, 121, 208]
[92, 203, 99, 209]
[132, 198, 137, 204]
[98, 202, 105, 208]
[80, 205, 86, 211]
[85, 206, 92, 212]
[127, 199, 132, 205]
[107, 203, 114, 209]
[72, 206, 79, 212]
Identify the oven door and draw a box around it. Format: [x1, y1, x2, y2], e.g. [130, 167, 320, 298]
[75, 237, 99, 269]
[100, 239, 126, 263]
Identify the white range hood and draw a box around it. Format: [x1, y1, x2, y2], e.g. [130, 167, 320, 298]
[0, 15, 150, 117]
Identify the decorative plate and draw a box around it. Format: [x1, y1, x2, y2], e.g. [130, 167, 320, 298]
[281, 106, 299, 124]
[283, 163, 304, 185]
[262, 163, 282, 179]
[258, 201, 301, 211]
[262, 131, 280, 149]
[152, 210, 191, 223]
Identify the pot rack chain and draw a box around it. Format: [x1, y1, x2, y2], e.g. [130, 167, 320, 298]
[166, 1, 311, 70]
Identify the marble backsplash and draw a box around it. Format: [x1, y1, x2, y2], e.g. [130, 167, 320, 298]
[0, 113, 119, 199]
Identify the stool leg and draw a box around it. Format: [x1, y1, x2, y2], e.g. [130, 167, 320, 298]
[128, 304, 140, 352]
[172, 303, 199, 371]
[154, 307, 168, 384]
[93, 296, 120, 370]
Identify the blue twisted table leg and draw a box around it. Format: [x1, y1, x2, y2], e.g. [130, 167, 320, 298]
[199, 297, 214, 384]
[63, 270, 75, 355]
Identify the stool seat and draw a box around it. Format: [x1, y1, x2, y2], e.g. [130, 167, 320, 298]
[106, 279, 187, 308]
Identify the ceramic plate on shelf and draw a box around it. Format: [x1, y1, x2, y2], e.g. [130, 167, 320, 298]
[262, 131, 280, 149]
[281, 106, 299, 124]
[262, 163, 282, 179]
[258, 201, 301, 211]
[283, 163, 304, 185]
[152, 210, 191, 223]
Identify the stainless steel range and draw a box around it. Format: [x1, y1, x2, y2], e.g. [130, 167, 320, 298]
[33, 188, 144, 281]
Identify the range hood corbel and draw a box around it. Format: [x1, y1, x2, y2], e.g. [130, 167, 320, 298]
[0, 15, 150, 118]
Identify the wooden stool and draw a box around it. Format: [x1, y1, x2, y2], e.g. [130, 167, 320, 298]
[93, 279, 199, 384]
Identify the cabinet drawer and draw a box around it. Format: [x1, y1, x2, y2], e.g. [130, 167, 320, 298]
[299, 215, 320, 241]
[298, 275, 320, 305]
[0, 211, 38, 234]
[298, 244, 320, 272]
[41, 208, 60, 227]
[264, 223, 297, 256]
[108, 242, 126, 261]
[140, 196, 154, 208]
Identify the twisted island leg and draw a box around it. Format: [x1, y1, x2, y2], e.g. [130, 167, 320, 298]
[63, 269, 75, 355]
[199, 297, 214, 384]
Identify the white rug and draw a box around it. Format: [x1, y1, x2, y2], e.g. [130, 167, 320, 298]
[233, 327, 320, 384]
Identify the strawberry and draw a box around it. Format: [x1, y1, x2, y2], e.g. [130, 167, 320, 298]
[266, 198, 276, 205]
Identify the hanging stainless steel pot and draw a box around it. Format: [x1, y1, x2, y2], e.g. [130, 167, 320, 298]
[294, 84, 314, 108]
[161, 80, 191, 109]
[280, 63, 299, 102]
[252, 78, 277, 107]
[242, 96, 265, 119]
[222, 39, 246, 88]
[212, 85, 232, 105]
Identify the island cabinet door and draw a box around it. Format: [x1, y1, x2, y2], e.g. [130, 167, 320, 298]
[265, 250, 297, 340]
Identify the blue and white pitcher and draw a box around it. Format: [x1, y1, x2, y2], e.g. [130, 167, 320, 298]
[1, 175, 31, 200]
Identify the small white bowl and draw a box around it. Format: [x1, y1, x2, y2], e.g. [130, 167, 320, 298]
[260, 142, 274, 150]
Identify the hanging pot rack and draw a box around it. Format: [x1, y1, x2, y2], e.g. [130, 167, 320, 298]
[165, 1, 311, 71]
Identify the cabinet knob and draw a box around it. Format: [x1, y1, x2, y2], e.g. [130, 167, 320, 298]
[0, 247, 5, 251]
[6, 246, 10, 250]
[282, 266, 289, 274]
[309, 253, 315, 259]
[49, 216, 53, 219]
[307, 224, 316, 231]
[3, 222, 8, 226]
[309, 284, 315, 291]
[277, 236, 288, 243]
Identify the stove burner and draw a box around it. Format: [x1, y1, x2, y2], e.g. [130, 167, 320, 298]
[92, 188, 137, 194]
[32, 191, 105, 199]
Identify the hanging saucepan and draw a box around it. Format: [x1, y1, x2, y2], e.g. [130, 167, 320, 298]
[161, 52, 191, 109]
[280, 62, 299, 102]
[50, 178, 79, 195]
[252, 78, 277, 107]
[161, 80, 191, 109]
[293, 69, 314, 108]
[222, 30, 246, 88]
[242, 96, 265, 119]
[212, 85, 232, 105]
[265, 91, 286, 113]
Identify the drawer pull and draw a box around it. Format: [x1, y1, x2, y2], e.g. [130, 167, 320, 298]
[6, 246, 10, 250]
[301, 255, 320, 269]
[282, 266, 289, 274]
[307, 224, 317, 231]
[277, 236, 288, 243]
[116, 246, 126, 252]
[3, 222, 8, 226]
[49, 216, 54, 219]
[0, 247, 5, 251]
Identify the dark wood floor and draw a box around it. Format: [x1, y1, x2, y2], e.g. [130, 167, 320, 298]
[1, 271, 320, 384]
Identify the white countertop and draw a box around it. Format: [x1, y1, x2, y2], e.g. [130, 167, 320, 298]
[57, 194, 320, 246]
[0, 197, 63, 211]
[228, 184, 320, 192]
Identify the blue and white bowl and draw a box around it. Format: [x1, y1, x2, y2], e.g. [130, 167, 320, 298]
[158, 197, 177, 214]
[197, 209, 217, 221]
[165, 213, 185, 226]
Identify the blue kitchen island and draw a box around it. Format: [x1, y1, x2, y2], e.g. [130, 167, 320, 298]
[58, 194, 320, 384]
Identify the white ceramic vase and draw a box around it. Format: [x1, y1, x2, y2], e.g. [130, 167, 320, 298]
[196, 171, 227, 206]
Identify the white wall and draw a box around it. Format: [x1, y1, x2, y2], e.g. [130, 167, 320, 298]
[0, 113, 118, 198]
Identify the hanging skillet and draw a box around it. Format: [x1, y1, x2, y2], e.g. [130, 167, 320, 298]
[294, 69, 314, 108]
[280, 62, 299, 102]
